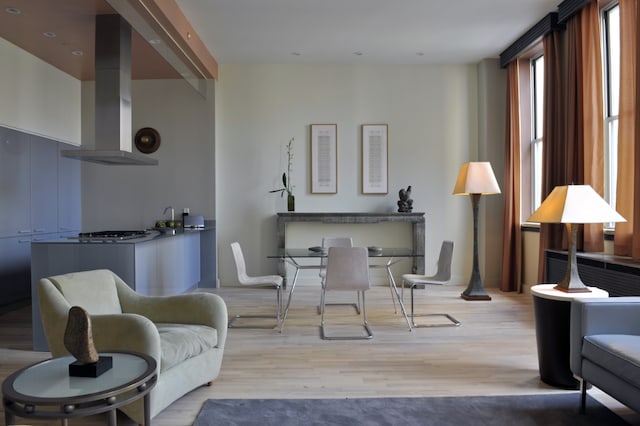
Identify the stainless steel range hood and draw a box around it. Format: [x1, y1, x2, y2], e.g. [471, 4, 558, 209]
[62, 14, 158, 166]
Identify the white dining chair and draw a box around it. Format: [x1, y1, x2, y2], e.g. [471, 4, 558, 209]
[320, 246, 373, 340]
[401, 240, 460, 327]
[318, 236, 360, 314]
[229, 241, 283, 329]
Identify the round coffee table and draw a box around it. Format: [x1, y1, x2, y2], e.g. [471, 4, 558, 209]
[2, 351, 157, 426]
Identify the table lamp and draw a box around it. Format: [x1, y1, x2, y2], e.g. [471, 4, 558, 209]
[453, 162, 501, 300]
[527, 184, 626, 292]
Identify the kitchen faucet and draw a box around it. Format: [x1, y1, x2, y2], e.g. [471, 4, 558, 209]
[163, 206, 175, 221]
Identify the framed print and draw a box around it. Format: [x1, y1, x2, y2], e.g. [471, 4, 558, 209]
[362, 124, 388, 194]
[310, 124, 337, 193]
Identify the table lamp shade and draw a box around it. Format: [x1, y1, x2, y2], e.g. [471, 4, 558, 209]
[528, 184, 626, 293]
[527, 185, 626, 224]
[453, 162, 501, 195]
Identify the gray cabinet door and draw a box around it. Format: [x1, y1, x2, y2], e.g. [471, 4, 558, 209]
[30, 135, 59, 235]
[0, 128, 30, 238]
[58, 143, 81, 233]
[0, 236, 31, 306]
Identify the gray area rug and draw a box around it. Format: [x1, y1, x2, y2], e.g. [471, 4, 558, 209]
[192, 394, 628, 426]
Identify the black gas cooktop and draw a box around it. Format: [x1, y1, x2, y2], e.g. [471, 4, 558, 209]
[74, 230, 149, 242]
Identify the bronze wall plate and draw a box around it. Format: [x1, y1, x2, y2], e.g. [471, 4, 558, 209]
[134, 127, 161, 154]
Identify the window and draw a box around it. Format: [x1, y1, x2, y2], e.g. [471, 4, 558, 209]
[602, 3, 620, 225]
[531, 55, 544, 212]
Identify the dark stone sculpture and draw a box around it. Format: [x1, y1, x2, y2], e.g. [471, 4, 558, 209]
[397, 185, 413, 212]
[64, 306, 99, 364]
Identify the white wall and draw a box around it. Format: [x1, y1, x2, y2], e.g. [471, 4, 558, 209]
[0, 38, 81, 144]
[215, 62, 506, 287]
[80, 79, 216, 231]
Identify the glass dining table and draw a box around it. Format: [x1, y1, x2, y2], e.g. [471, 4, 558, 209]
[267, 247, 422, 332]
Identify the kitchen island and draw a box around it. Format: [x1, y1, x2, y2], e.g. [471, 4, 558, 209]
[30, 226, 216, 351]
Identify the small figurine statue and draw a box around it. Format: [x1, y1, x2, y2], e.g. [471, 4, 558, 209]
[397, 185, 413, 213]
[64, 306, 99, 364]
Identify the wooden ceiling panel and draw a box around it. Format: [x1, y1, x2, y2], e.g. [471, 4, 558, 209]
[0, 0, 181, 80]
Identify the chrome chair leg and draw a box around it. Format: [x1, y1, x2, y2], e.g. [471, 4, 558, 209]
[320, 291, 373, 340]
[228, 286, 281, 329]
[409, 286, 461, 328]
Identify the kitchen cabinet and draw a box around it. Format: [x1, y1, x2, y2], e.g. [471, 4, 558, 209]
[135, 234, 200, 296]
[0, 236, 31, 306]
[31, 229, 212, 350]
[0, 126, 81, 309]
[0, 127, 30, 238]
[30, 135, 59, 235]
[58, 143, 81, 233]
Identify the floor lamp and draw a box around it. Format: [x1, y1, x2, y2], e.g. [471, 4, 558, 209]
[453, 162, 501, 301]
[527, 185, 626, 292]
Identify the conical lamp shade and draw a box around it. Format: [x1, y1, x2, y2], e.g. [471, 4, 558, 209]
[452, 162, 501, 195]
[528, 185, 626, 224]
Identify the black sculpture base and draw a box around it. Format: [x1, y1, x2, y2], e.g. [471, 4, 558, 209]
[69, 356, 113, 378]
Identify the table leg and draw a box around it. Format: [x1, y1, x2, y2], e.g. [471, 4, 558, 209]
[5, 410, 15, 425]
[279, 265, 300, 333]
[144, 392, 151, 425]
[385, 261, 412, 331]
[107, 409, 116, 426]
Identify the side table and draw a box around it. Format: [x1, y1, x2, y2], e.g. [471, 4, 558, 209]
[2, 351, 157, 426]
[530, 284, 608, 389]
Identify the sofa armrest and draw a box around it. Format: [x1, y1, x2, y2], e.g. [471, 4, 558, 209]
[570, 296, 640, 377]
[90, 314, 162, 366]
[116, 282, 228, 350]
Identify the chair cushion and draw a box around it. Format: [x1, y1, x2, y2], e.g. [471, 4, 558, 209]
[583, 334, 640, 389]
[157, 323, 218, 371]
[50, 270, 122, 315]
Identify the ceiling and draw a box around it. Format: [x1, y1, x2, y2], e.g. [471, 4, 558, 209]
[0, 0, 561, 82]
[175, 0, 561, 65]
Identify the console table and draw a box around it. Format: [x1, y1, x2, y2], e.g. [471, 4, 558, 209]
[276, 212, 425, 284]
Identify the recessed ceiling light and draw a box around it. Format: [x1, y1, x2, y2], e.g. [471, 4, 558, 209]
[416, 52, 425, 56]
[43, 32, 57, 38]
[353, 52, 363, 56]
[5, 7, 21, 14]
[291, 52, 301, 56]
[71, 50, 84, 56]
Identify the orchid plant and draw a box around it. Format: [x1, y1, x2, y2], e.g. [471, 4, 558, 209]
[269, 137, 295, 198]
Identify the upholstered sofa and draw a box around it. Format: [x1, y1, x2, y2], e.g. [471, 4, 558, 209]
[38, 269, 228, 424]
[570, 297, 640, 413]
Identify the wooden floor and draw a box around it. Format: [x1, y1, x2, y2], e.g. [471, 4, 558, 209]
[0, 283, 638, 425]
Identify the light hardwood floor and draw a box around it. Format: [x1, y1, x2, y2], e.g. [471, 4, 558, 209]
[0, 283, 638, 425]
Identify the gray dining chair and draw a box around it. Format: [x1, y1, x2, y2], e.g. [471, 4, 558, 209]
[229, 241, 283, 329]
[320, 246, 373, 340]
[318, 236, 360, 314]
[401, 240, 460, 327]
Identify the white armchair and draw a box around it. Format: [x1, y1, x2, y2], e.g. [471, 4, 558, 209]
[38, 269, 227, 424]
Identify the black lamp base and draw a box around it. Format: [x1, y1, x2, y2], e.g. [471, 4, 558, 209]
[461, 193, 492, 301]
[461, 274, 492, 301]
[461, 292, 492, 301]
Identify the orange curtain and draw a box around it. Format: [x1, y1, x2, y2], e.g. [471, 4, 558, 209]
[565, 1, 605, 251]
[614, 0, 640, 258]
[537, 30, 565, 283]
[500, 61, 521, 292]
[537, 1, 605, 283]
